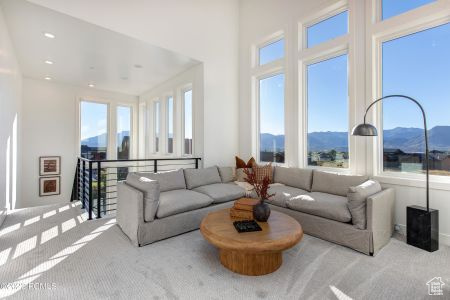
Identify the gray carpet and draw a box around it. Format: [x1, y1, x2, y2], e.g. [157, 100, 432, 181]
[0, 202, 449, 300]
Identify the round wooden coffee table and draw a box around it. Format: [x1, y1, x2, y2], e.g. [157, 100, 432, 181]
[200, 208, 303, 276]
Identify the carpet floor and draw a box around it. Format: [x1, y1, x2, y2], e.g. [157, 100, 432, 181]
[0, 202, 449, 300]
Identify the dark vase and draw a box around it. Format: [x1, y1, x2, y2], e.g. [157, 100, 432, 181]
[253, 201, 271, 222]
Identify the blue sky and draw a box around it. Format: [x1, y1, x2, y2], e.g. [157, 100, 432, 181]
[260, 0, 448, 137]
[80, 101, 108, 143]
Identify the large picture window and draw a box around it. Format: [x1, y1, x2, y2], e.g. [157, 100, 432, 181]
[382, 22, 450, 176]
[307, 54, 348, 168]
[80, 101, 108, 160]
[259, 73, 285, 163]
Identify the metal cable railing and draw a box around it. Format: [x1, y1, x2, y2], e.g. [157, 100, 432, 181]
[71, 157, 202, 219]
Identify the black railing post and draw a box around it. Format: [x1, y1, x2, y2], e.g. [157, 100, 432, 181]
[195, 158, 199, 169]
[82, 160, 86, 209]
[154, 159, 158, 173]
[76, 158, 80, 201]
[88, 161, 93, 220]
[97, 161, 102, 219]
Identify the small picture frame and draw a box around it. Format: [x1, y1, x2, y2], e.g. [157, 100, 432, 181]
[39, 177, 61, 197]
[40, 156, 61, 176]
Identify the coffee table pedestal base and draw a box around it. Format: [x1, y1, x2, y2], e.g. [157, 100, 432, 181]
[219, 249, 282, 276]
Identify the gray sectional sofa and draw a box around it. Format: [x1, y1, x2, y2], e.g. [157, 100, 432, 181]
[116, 166, 395, 255]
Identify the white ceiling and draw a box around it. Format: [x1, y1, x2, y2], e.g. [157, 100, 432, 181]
[1, 0, 200, 95]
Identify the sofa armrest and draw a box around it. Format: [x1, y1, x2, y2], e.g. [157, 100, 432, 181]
[367, 188, 395, 255]
[117, 182, 144, 246]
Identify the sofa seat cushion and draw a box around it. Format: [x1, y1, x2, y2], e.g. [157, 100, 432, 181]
[286, 192, 352, 223]
[193, 183, 245, 203]
[156, 189, 214, 219]
[266, 185, 309, 208]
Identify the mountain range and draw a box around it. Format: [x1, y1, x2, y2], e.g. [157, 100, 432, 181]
[81, 131, 129, 147]
[261, 126, 450, 153]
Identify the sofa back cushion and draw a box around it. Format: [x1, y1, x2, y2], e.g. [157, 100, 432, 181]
[184, 166, 222, 189]
[274, 167, 313, 191]
[218, 166, 235, 183]
[311, 170, 368, 197]
[126, 173, 160, 222]
[135, 169, 186, 192]
[348, 180, 382, 229]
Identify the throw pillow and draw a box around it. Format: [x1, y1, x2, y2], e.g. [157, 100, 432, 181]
[347, 180, 382, 229]
[236, 168, 251, 182]
[252, 163, 273, 183]
[235, 156, 256, 169]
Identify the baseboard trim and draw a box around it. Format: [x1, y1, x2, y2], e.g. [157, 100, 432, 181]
[395, 224, 450, 247]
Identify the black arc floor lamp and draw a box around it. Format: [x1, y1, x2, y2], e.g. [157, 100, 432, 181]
[352, 94, 439, 252]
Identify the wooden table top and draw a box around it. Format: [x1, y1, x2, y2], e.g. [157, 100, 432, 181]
[200, 208, 303, 253]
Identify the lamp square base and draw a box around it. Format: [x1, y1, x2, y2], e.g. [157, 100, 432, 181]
[407, 205, 439, 252]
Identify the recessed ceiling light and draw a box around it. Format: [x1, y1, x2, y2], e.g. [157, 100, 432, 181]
[134, 64, 143, 69]
[88, 83, 95, 88]
[45, 60, 53, 65]
[44, 76, 52, 80]
[43, 32, 55, 39]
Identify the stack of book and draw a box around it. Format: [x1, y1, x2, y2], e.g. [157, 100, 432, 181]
[230, 198, 260, 220]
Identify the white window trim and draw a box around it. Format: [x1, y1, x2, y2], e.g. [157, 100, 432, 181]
[251, 31, 287, 165]
[77, 98, 111, 159]
[298, 2, 352, 173]
[301, 2, 349, 50]
[181, 85, 194, 157]
[253, 31, 284, 68]
[368, 0, 450, 185]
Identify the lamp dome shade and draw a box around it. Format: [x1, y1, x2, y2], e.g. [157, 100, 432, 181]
[351, 123, 378, 136]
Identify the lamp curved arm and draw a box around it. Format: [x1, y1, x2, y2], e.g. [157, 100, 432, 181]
[363, 94, 429, 211]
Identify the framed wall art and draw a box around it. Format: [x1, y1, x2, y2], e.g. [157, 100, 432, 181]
[39, 156, 61, 176]
[39, 176, 61, 197]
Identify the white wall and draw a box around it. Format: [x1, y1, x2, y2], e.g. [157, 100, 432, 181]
[0, 5, 22, 226]
[239, 0, 450, 245]
[139, 64, 204, 160]
[20, 77, 137, 208]
[27, 0, 240, 168]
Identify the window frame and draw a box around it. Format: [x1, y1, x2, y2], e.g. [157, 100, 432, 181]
[303, 50, 350, 171]
[256, 70, 286, 164]
[303, 6, 349, 49]
[252, 31, 286, 165]
[165, 94, 175, 155]
[181, 85, 194, 156]
[153, 99, 161, 154]
[298, 2, 353, 173]
[116, 105, 133, 160]
[369, 0, 450, 186]
[78, 99, 110, 160]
